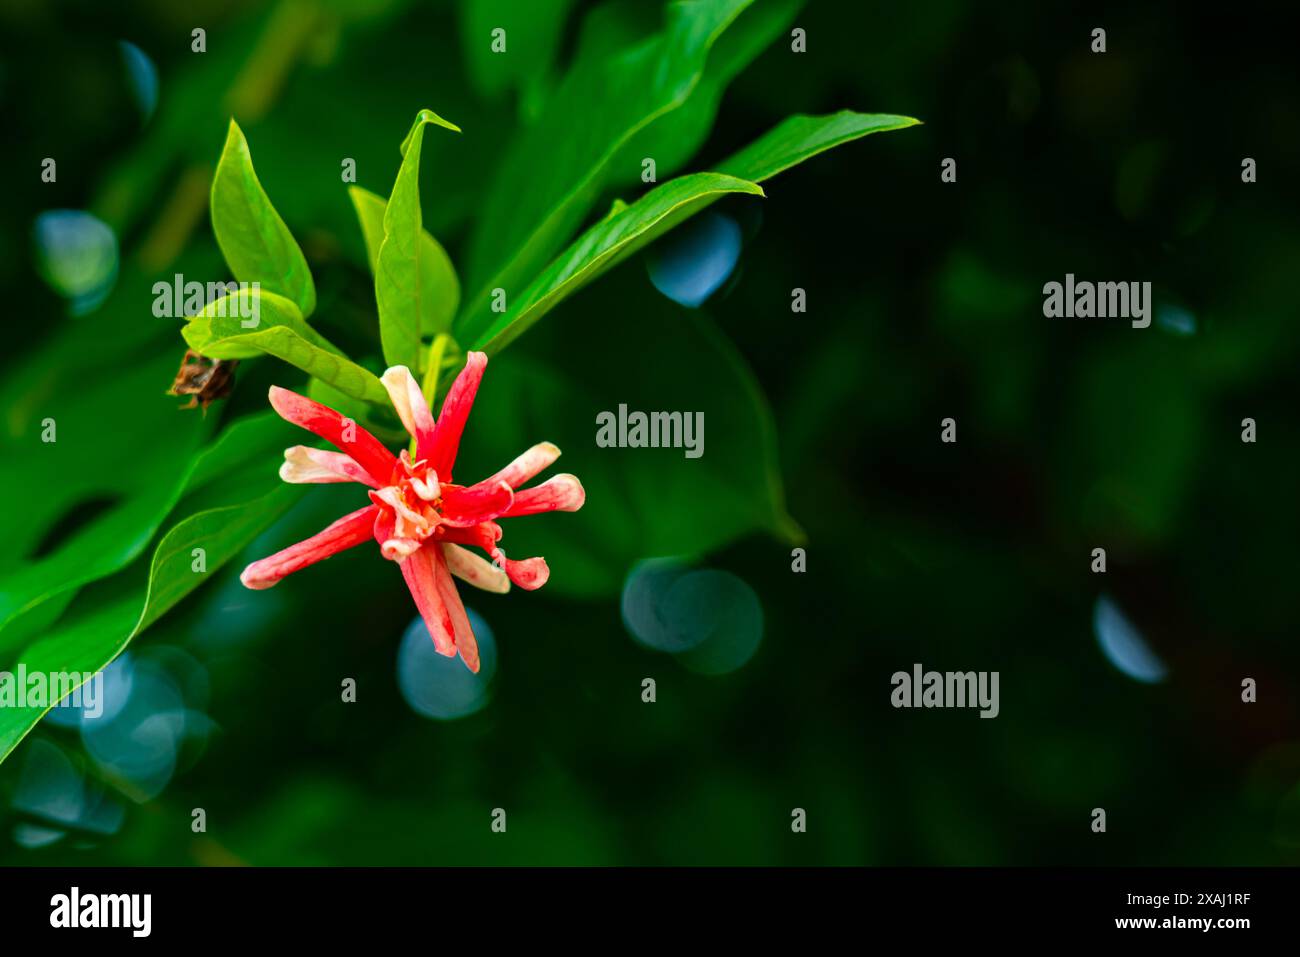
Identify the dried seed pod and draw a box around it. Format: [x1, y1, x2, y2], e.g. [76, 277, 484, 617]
[168, 349, 238, 412]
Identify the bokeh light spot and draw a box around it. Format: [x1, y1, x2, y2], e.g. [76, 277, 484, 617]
[1093, 594, 1167, 684]
[622, 560, 764, 673]
[1156, 303, 1197, 336]
[671, 570, 764, 675]
[80, 652, 199, 801]
[32, 210, 119, 315]
[11, 738, 84, 828]
[646, 211, 742, 308]
[12, 823, 66, 849]
[621, 558, 697, 652]
[397, 608, 497, 720]
[44, 652, 135, 729]
[118, 41, 158, 122]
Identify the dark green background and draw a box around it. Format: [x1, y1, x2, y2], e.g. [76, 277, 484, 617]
[1, 0, 1298, 864]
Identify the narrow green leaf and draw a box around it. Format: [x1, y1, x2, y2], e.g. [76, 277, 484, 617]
[0, 485, 189, 637]
[468, 111, 919, 352]
[608, 0, 804, 186]
[716, 110, 921, 183]
[0, 595, 138, 761]
[0, 487, 295, 764]
[469, 172, 764, 353]
[349, 185, 459, 337]
[183, 289, 388, 405]
[0, 412, 300, 763]
[459, 0, 758, 327]
[0, 351, 212, 648]
[375, 109, 461, 370]
[211, 119, 317, 317]
[135, 487, 298, 633]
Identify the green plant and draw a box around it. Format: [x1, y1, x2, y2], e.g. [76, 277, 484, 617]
[0, 0, 916, 764]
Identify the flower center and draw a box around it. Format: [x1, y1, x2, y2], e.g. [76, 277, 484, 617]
[373, 451, 447, 550]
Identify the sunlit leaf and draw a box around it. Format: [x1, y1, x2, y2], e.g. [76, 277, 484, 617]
[349, 185, 459, 338]
[608, 0, 804, 186]
[0, 351, 212, 645]
[716, 110, 921, 182]
[467, 172, 763, 352]
[183, 288, 388, 405]
[211, 118, 317, 317]
[0, 489, 294, 764]
[375, 109, 461, 371]
[0, 414, 300, 764]
[464, 112, 916, 352]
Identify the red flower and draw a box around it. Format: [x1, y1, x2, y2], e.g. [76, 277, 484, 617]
[239, 352, 585, 672]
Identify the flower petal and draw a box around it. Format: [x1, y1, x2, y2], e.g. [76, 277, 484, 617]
[369, 487, 432, 536]
[439, 480, 514, 527]
[240, 505, 378, 590]
[481, 441, 561, 490]
[395, 542, 481, 671]
[425, 351, 487, 481]
[408, 473, 439, 501]
[280, 446, 379, 488]
[431, 545, 481, 673]
[379, 537, 422, 561]
[371, 507, 420, 560]
[442, 542, 510, 594]
[505, 474, 585, 517]
[440, 521, 503, 552]
[380, 365, 435, 449]
[495, 553, 550, 591]
[397, 543, 458, 658]
[268, 386, 396, 485]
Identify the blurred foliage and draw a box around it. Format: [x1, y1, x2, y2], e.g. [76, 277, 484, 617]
[0, 0, 1298, 865]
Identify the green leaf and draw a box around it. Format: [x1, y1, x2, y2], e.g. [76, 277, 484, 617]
[375, 109, 461, 371]
[0, 482, 192, 638]
[608, 0, 804, 187]
[0, 594, 138, 761]
[184, 410, 290, 491]
[458, 269, 799, 599]
[211, 119, 317, 317]
[0, 350, 212, 648]
[183, 288, 389, 405]
[0, 413, 301, 764]
[465, 111, 919, 351]
[0, 489, 295, 765]
[716, 110, 921, 182]
[135, 487, 298, 634]
[459, 0, 759, 325]
[468, 172, 764, 353]
[349, 185, 459, 338]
